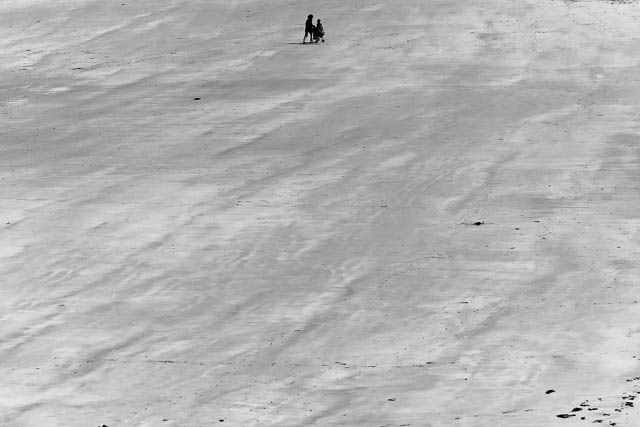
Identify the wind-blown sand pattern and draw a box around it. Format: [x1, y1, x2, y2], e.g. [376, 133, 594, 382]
[3, 0, 640, 426]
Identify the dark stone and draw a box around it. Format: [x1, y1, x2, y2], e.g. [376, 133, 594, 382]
[545, 389, 556, 394]
[572, 407, 583, 412]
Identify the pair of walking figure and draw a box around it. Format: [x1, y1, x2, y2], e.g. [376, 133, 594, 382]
[303, 14, 325, 44]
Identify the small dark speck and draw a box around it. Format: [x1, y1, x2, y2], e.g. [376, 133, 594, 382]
[545, 389, 555, 394]
[194, 97, 201, 100]
[388, 398, 396, 401]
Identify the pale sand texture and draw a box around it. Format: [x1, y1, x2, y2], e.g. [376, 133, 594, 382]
[3, 0, 640, 426]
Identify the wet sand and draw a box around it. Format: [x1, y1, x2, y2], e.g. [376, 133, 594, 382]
[3, 0, 640, 426]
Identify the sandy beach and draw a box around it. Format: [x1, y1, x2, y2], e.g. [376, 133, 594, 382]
[3, 0, 640, 425]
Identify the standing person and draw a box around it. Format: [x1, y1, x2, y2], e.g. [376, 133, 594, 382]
[314, 18, 325, 43]
[303, 14, 314, 44]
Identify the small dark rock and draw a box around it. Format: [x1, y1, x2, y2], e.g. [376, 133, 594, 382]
[557, 414, 575, 418]
[473, 221, 484, 226]
[545, 389, 555, 394]
[194, 97, 201, 100]
[572, 407, 583, 412]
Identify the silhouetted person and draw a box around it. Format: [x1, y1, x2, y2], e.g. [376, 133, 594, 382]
[303, 14, 314, 43]
[314, 19, 325, 43]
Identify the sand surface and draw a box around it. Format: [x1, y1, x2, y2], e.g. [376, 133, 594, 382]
[3, 0, 640, 426]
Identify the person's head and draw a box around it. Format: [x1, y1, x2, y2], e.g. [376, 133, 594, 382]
[317, 19, 321, 23]
[308, 14, 313, 19]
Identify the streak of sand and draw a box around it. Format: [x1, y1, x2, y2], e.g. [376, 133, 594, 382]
[3, 0, 640, 426]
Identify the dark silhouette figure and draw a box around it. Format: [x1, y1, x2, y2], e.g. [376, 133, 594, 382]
[303, 14, 314, 43]
[314, 19, 325, 43]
